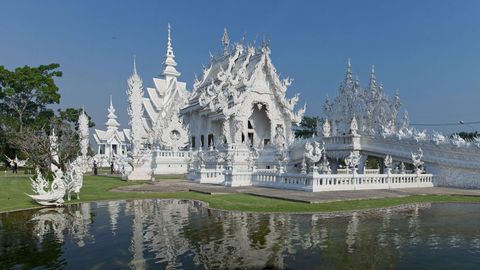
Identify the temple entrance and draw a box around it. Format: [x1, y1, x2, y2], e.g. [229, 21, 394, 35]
[248, 104, 271, 148]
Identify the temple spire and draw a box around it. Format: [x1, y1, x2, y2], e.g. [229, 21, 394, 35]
[346, 58, 353, 82]
[133, 55, 137, 75]
[162, 23, 180, 78]
[106, 96, 120, 131]
[369, 65, 377, 90]
[222, 27, 230, 55]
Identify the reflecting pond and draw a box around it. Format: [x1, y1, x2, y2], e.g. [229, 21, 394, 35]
[1, 200, 480, 269]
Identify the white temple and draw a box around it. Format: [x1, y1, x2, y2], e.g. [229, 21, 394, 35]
[93, 25, 480, 190]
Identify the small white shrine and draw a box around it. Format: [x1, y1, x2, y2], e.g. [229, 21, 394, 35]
[93, 97, 130, 166]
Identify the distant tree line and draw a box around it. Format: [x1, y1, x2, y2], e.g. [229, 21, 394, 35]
[0, 63, 94, 172]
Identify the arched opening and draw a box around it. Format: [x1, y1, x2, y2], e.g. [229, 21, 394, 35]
[208, 134, 214, 147]
[248, 104, 271, 148]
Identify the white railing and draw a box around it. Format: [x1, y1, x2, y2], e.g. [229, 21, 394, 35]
[364, 168, 381, 174]
[322, 135, 353, 145]
[252, 171, 311, 191]
[154, 150, 190, 159]
[251, 171, 433, 192]
[225, 171, 252, 187]
[193, 168, 224, 184]
[255, 168, 277, 173]
[310, 173, 433, 191]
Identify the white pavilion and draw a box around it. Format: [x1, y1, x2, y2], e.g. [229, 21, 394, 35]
[93, 96, 130, 166]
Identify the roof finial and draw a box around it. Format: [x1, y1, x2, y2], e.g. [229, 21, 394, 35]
[162, 23, 180, 78]
[106, 96, 120, 130]
[167, 23, 172, 51]
[346, 58, 353, 81]
[133, 55, 137, 75]
[222, 27, 230, 55]
[369, 65, 377, 90]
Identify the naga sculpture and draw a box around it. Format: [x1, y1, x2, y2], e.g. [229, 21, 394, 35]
[28, 170, 66, 206]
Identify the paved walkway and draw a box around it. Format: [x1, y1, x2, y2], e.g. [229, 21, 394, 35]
[115, 179, 480, 204]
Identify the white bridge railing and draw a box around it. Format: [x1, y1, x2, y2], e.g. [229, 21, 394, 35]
[154, 150, 190, 158]
[251, 171, 433, 192]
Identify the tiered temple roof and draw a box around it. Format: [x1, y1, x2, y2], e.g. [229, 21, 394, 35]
[93, 97, 130, 147]
[183, 30, 305, 124]
[141, 24, 189, 145]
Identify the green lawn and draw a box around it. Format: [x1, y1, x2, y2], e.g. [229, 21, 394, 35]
[1, 173, 480, 213]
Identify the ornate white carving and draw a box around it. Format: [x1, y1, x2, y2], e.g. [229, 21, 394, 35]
[28, 170, 66, 206]
[432, 131, 447, 145]
[159, 113, 189, 151]
[63, 157, 84, 201]
[451, 134, 468, 148]
[30, 167, 48, 195]
[344, 152, 360, 174]
[321, 119, 331, 137]
[78, 109, 90, 172]
[127, 56, 145, 155]
[318, 150, 331, 174]
[350, 116, 358, 136]
[411, 148, 424, 173]
[5, 155, 28, 167]
[384, 155, 393, 174]
[324, 61, 403, 135]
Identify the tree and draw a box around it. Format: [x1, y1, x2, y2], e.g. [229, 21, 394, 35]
[456, 131, 479, 141]
[294, 116, 322, 138]
[10, 118, 80, 173]
[0, 64, 62, 133]
[58, 108, 95, 129]
[0, 64, 96, 170]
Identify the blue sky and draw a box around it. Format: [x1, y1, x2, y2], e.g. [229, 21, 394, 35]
[1, 0, 479, 133]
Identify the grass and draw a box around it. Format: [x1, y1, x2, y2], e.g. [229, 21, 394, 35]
[1, 172, 480, 213]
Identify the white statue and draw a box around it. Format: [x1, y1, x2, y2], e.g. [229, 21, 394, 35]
[399, 162, 406, 174]
[411, 148, 424, 173]
[432, 131, 447, 145]
[127, 56, 145, 156]
[300, 155, 307, 174]
[318, 150, 331, 174]
[274, 124, 286, 148]
[28, 170, 66, 206]
[413, 129, 427, 142]
[451, 134, 467, 148]
[322, 119, 331, 137]
[384, 155, 393, 174]
[5, 155, 28, 167]
[350, 116, 358, 136]
[344, 152, 360, 174]
[30, 167, 49, 195]
[78, 109, 90, 172]
[304, 141, 323, 172]
[63, 157, 84, 201]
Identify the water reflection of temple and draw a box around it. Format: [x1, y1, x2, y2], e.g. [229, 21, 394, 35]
[121, 200, 437, 269]
[20, 200, 480, 269]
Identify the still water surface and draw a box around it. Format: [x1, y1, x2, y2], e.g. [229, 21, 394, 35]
[1, 200, 480, 269]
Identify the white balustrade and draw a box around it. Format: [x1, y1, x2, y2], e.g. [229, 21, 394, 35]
[251, 170, 433, 192]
